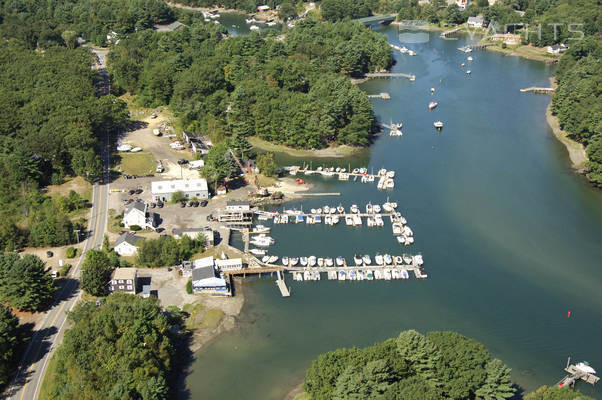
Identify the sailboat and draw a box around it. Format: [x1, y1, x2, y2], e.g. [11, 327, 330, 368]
[428, 101, 438, 110]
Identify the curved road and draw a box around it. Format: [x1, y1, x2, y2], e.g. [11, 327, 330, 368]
[4, 48, 111, 400]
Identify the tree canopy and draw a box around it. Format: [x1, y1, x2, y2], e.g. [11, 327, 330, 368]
[303, 330, 516, 400]
[44, 293, 177, 400]
[0, 253, 56, 312]
[81, 250, 113, 296]
[0, 304, 20, 389]
[137, 235, 205, 267]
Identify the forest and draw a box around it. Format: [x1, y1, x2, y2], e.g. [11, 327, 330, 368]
[108, 17, 392, 149]
[303, 330, 594, 400]
[552, 35, 602, 186]
[42, 294, 181, 400]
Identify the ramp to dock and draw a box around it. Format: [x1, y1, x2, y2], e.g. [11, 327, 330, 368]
[276, 270, 290, 297]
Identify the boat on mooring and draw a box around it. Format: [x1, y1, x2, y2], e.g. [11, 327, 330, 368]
[434, 121, 444, 130]
[429, 101, 438, 110]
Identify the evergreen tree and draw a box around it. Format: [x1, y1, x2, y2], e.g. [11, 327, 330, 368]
[80, 250, 112, 296]
[0, 304, 19, 387]
[475, 359, 515, 400]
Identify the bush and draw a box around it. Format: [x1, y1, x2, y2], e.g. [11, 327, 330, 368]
[501, 42, 507, 49]
[129, 225, 141, 231]
[171, 191, 186, 204]
[60, 264, 72, 277]
[186, 279, 192, 294]
[65, 247, 77, 258]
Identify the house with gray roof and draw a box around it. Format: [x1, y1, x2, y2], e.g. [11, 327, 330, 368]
[114, 232, 142, 256]
[191, 257, 228, 294]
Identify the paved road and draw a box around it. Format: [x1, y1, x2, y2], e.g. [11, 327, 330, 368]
[4, 48, 112, 400]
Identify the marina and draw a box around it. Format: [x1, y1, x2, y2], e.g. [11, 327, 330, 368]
[286, 165, 396, 189]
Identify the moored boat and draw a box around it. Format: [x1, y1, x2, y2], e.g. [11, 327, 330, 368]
[429, 101, 438, 110]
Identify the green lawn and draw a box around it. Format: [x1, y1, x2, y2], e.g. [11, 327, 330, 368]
[199, 309, 223, 330]
[38, 354, 58, 400]
[118, 152, 156, 176]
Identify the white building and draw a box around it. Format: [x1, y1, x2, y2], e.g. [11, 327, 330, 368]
[467, 15, 484, 28]
[215, 258, 243, 272]
[122, 201, 147, 228]
[172, 227, 215, 246]
[114, 232, 142, 256]
[151, 178, 209, 202]
[109, 268, 137, 293]
[190, 256, 229, 294]
[547, 44, 568, 54]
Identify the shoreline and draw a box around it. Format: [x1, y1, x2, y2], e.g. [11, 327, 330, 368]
[249, 136, 365, 158]
[545, 103, 588, 172]
[483, 44, 559, 63]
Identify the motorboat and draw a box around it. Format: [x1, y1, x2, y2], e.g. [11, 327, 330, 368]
[325, 215, 332, 225]
[325, 258, 334, 267]
[404, 226, 414, 236]
[282, 257, 289, 266]
[374, 215, 384, 227]
[312, 271, 321, 280]
[467, 56, 473, 61]
[314, 215, 322, 224]
[336, 256, 345, 266]
[386, 179, 395, 189]
[300, 257, 308, 266]
[430, 87, 435, 93]
[304, 271, 311, 281]
[375, 254, 384, 265]
[392, 269, 400, 279]
[365, 270, 374, 280]
[323, 206, 330, 214]
[332, 216, 340, 224]
[390, 122, 403, 136]
[413, 255, 424, 265]
[434, 121, 444, 129]
[338, 271, 346, 281]
[294, 272, 303, 281]
[374, 269, 383, 280]
[357, 270, 364, 280]
[367, 216, 375, 227]
[366, 203, 373, 213]
[384, 254, 393, 265]
[363, 255, 372, 265]
[405, 236, 414, 245]
[575, 362, 596, 375]
[337, 205, 345, 213]
[308, 256, 317, 267]
[378, 168, 387, 176]
[329, 207, 336, 214]
[268, 256, 278, 263]
[316, 208, 322, 214]
[348, 270, 356, 280]
[408, 50, 417, 56]
[290, 257, 299, 266]
[383, 203, 393, 212]
[397, 236, 406, 245]
[353, 215, 362, 226]
[250, 248, 266, 256]
[394, 256, 403, 265]
[403, 254, 412, 264]
[250, 25, 260, 31]
[245, 17, 257, 23]
[345, 215, 353, 225]
[428, 101, 438, 110]
[261, 255, 270, 263]
[466, 70, 471, 75]
[386, 170, 395, 178]
[373, 204, 381, 213]
[350, 204, 359, 213]
[354, 254, 363, 265]
[401, 270, 409, 279]
[317, 258, 324, 267]
[384, 269, 392, 280]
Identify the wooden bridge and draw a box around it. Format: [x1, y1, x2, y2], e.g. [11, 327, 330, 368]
[365, 73, 416, 81]
[355, 14, 396, 26]
[441, 27, 461, 38]
[520, 87, 555, 94]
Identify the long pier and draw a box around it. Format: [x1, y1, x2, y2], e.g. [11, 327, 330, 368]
[276, 270, 290, 297]
[557, 360, 599, 387]
[287, 165, 395, 188]
[520, 87, 555, 94]
[367, 92, 391, 100]
[441, 27, 460, 38]
[365, 72, 416, 81]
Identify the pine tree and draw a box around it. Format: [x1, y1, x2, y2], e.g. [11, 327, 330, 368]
[475, 359, 515, 400]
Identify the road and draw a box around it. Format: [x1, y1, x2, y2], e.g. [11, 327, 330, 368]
[4, 48, 111, 400]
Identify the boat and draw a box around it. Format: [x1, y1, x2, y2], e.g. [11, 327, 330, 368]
[405, 236, 414, 245]
[390, 202, 398, 209]
[304, 271, 311, 281]
[378, 168, 387, 176]
[262, 255, 270, 263]
[367, 216, 375, 227]
[363, 255, 372, 265]
[310, 208, 316, 214]
[575, 362, 597, 375]
[345, 215, 354, 225]
[384, 269, 392, 280]
[323, 205, 330, 214]
[250, 248, 266, 256]
[352, 168, 359, 174]
[268, 255, 278, 263]
[428, 101, 438, 110]
[402, 254, 412, 264]
[467, 56, 473, 61]
[465, 46, 472, 53]
[329, 207, 336, 214]
[300, 257, 308, 266]
[314, 215, 322, 224]
[250, 237, 272, 247]
[350, 204, 359, 213]
[317, 258, 324, 267]
[325, 215, 332, 225]
[466, 70, 471, 75]
[384, 254, 393, 265]
[294, 272, 303, 281]
[390, 122, 403, 136]
[266, 21, 277, 26]
[290, 257, 299, 266]
[408, 50, 417, 56]
[430, 87, 435, 93]
[374, 269, 383, 280]
[386, 179, 395, 189]
[348, 270, 356, 281]
[336, 256, 344, 266]
[250, 25, 260, 31]
[397, 236, 406, 245]
[325, 258, 334, 267]
[353, 215, 362, 226]
[337, 205, 345, 213]
[366, 270, 374, 280]
[375, 254, 384, 265]
[461, 63, 465, 67]
[328, 270, 337, 280]
[392, 223, 403, 235]
[400, 46, 408, 53]
[404, 226, 414, 236]
[245, 17, 257, 23]
[392, 269, 400, 279]
[357, 270, 365, 280]
[394, 256, 403, 265]
[401, 270, 409, 279]
[282, 257, 289, 266]
[366, 203, 373, 213]
[332, 216, 339, 225]
[434, 121, 444, 129]
[312, 271, 321, 280]
[316, 208, 322, 214]
[306, 216, 314, 225]
[383, 203, 393, 212]
[374, 215, 384, 227]
[354, 254, 363, 265]
[386, 170, 395, 178]
[338, 271, 346, 280]
[413, 254, 424, 265]
[373, 204, 381, 213]
[308, 256, 317, 267]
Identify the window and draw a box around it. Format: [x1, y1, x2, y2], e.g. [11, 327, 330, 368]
[196, 193, 200, 197]
[185, 194, 189, 198]
[119, 279, 124, 284]
[112, 280, 117, 284]
[119, 285, 124, 290]
[127, 280, 132, 284]
[127, 285, 133, 291]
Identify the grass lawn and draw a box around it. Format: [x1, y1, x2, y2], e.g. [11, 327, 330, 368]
[251, 173, 277, 187]
[38, 354, 58, 400]
[199, 309, 223, 329]
[47, 176, 92, 202]
[118, 152, 156, 176]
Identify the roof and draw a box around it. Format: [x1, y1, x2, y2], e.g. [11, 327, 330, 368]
[115, 232, 142, 247]
[151, 179, 208, 195]
[215, 258, 242, 267]
[467, 16, 484, 23]
[226, 201, 250, 206]
[193, 256, 214, 269]
[167, 21, 184, 30]
[549, 44, 568, 50]
[112, 268, 137, 281]
[142, 285, 151, 294]
[192, 276, 227, 288]
[192, 264, 217, 281]
[125, 201, 146, 214]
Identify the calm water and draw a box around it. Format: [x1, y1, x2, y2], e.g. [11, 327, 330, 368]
[184, 26, 602, 399]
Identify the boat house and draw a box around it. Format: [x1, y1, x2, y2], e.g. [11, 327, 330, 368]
[191, 257, 229, 294]
[217, 201, 253, 226]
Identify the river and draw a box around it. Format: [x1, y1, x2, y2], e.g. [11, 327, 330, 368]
[183, 16, 602, 399]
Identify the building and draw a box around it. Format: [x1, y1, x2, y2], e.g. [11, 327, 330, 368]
[455, 0, 470, 10]
[151, 178, 209, 202]
[491, 33, 521, 45]
[188, 160, 205, 169]
[172, 227, 215, 246]
[123, 201, 146, 228]
[218, 201, 253, 226]
[215, 258, 243, 272]
[257, 5, 270, 12]
[109, 268, 137, 293]
[547, 44, 568, 54]
[467, 16, 484, 28]
[142, 285, 151, 298]
[183, 132, 211, 155]
[114, 232, 142, 256]
[191, 258, 228, 294]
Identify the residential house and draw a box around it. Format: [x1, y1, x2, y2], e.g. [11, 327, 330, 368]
[455, 0, 470, 10]
[114, 232, 142, 256]
[215, 258, 243, 272]
[151, 178, 209, 202]
[547, 44, 568, 54]
[109, 268, 137, 293]
[172, 227, 215, 246]
[257, 5, 270, 12]
[122, 201, 147, 228]
[467, 16, 484, 28]
[182, 132, 211, 155]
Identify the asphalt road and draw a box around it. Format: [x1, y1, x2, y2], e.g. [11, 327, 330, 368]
[5, 51, 111, 399]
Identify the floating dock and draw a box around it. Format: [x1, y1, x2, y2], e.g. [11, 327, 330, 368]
[367, 92, 391, 100]
[557, 359, 599, 387]
[365, 72, 415, 81]
[276, 270, 290, 297]
[520, 87, 555, 94]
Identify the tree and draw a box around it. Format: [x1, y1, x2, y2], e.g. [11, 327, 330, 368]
[257, 152, 277, 177]
[0, 254, 55, 311]
[61, 30, 78, 49]
[525, 385, 594, 400]
[80, 250, 112, 296]
[0, 304, 19, 387]
[475, 359, 515, 400]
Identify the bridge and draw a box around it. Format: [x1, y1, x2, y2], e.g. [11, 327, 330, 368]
[355, 14, 396, 26]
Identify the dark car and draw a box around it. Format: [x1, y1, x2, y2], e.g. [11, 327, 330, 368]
[177, 158, 189, 165]
[200, 200, 208, 207]
[128, 189, 136, 195]
[46, 251, 53, 258]
[135, 188, 143, 194]
[157, 202, 164, 208]
[180, 202, 186, 208]
[192, 201, 199, 207]
[150, 202, 156, 208]
[187, 201, 194, 207]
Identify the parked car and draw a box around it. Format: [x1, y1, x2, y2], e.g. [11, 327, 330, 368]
[187, 201, 194, 207]
[135, 188, 143, 194]
[150, 202, 156, 208]
[177, 158, 189, 165]
[200, 200, 208, 207]
[150, 113, 157, 119]
[46, 251, 53, 258]
[157, 202, 164, 208]
[192, 201, 199, 207]
[180, 202, 186, 208]
[128, 189, 136, 195]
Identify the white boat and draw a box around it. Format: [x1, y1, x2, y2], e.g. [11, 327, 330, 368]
[308, 256, 317, 267]
[392, 223, 403, 235]
[332, 216, 340, 225]
[290, 257, 299, 266]
[397, 236, 406, 245]
[362, 255, 372, 265]
[375, 254, 384, 265]
[304, 271, 311, 281]
[312, 271, 321, 280]
[374, 269, 383, 280]
[366, 203, 373, 213]
[327, 270, 337, 280]
[345, 215, 354, 225]
[428, 101, 438, 110]
[323, 206, 330, 214]
[325, 258, 334, 267]
[300, 257, 308, 266]
[294, 272, 303, 281]
[354, 254, 363, 265]
[338, 271, 346, 281]
[245, 17, 257, 23]
[337, 205, 345, 213]
[357, 270, 365, 280]
[407, 50, 416, 56]
[266, 21, 277, 26]
[401, 270, 409, 279]
[282, 257, 289, 266]
[386, 170, 395, 178]
[373, 204, 381, 213]
[317, 258, 324, 267]
[378, 168, 387, 176]
[434, 121, 444, 129]
[250, 25, 260, 31]
[575, 362, 597, 375]
[467, 56, 473, 61]
[268, 256, 278, 263]
[392, 269, 400, 279]
[310, 208, 316, 214]
[384, 269, 392, 280]
[400, 46, 408, 53]
[386, 179, 395, 189]
[316, 208, 322, 214]
[306, 216, 314, 225]
[390, 202, 398, 209]
[374, 215, 384, 227]
[367, 217, 375, 227]
[466, 70, 471, 75]
[353, 215, 362, 226]
[403, 254, 412, 264]
[336, 256, 344, 266]
[430, 87, 435, 93]
[329, 207, 336, 214]
[405, 236, 414, 245]
[413, 255, 424, 265]
[394, 256, 403, 265]
[390, 123, 403, 136]
[117, 144, 132, 152]
[404, 226, 414, 236]
[350, 204, 359, 213]
[250, 238, 272, 247]
[383, 203, 393, 212]
[250, 248, 266, 256]
[384, 254, 393, 265]
[325, 216, 332, 225]
[465, 46, 472, 53]
[365, 270, 374, 280]
[262, 255, 270, 263]
[130, 147, 142, 152]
